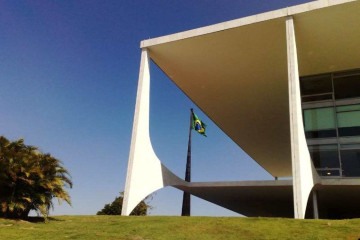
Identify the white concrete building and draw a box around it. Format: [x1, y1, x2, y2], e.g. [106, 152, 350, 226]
[122, 0, 360, 219]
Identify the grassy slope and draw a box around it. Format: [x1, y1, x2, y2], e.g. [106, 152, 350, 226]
[0, 216, 359, 240]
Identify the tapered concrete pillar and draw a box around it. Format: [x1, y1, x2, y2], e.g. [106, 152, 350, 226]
[286, 16, 320, 219]
[121, 49, 183, 216]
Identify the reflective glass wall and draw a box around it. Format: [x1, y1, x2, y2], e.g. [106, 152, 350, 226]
[300, 69, 360, 177]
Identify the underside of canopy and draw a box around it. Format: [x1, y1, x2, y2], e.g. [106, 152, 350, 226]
[143, 0, 360, 177]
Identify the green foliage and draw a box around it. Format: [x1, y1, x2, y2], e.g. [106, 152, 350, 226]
[97, 192, 150, 216]
[0, 136, 72, 220]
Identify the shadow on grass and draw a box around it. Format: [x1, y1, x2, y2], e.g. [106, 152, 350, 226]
[27, 216, 65, 223]
[0, 216, 65, 223]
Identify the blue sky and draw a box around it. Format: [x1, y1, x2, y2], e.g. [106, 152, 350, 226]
[0, 0, 313, 216]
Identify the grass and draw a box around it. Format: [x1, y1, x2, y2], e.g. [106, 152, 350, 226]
[0, 215, 360, 240]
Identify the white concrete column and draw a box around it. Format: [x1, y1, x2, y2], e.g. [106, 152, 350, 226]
[121, 49, 183, 216]
[286, 16, 320, 219]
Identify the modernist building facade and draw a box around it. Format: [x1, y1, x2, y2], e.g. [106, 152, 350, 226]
[122, 0, 360, 219]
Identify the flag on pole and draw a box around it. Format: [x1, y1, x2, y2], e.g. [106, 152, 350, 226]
[192, 111, 207, 137]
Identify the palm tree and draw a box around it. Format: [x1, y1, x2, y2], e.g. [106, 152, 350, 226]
[0, 136, 72, 220]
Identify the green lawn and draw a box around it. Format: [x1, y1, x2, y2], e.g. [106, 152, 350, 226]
[0, 216, 359, 240]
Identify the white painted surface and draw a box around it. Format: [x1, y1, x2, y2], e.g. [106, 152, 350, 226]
[121, 49, 183, 216]
[286, 16, 320, 219]
[141, 0, 356, 48]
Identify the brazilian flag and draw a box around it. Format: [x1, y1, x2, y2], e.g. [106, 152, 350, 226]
[192, 112, 207, 137]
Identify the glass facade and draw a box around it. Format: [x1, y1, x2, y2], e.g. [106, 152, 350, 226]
[300, 69, 360, 177]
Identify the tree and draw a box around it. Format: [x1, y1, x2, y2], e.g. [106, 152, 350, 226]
[97, 192, 151, 216]
[0, 136, 72, 220]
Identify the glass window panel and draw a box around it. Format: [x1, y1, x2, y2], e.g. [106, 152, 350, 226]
[305, 129, 337, 138]
[309, 145, 340, 169]
[341, 148, 360, 177]
[300, 74, 332, 96]
[336, 105, 360, 137]
[337, 111, 360, 128]
[337, 104, 360, 112]
[334, 75, 360, 99]
[304, 108, 335, 131]
[338, 127, 360, 137]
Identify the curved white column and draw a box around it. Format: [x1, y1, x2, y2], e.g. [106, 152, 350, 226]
[286, 16, 320, 219]
[121, 49, 184, 216]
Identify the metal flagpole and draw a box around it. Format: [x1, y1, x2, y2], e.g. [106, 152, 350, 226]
[181, 108, 193, 216]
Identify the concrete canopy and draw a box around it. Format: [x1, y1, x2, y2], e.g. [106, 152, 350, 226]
[176, 180, 294, 217]
[142, 0, 360, 177]
[175, 179, 360, 218]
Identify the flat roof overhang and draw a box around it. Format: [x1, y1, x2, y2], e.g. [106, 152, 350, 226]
[176, 180, 294, 217]
[142, 0, 360, 177]
[175, 179, 360, 218]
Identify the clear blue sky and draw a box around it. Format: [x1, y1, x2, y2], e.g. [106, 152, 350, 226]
[0, 0, 313, 216]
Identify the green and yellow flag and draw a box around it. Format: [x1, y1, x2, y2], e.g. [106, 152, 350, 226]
[192, 111, 207, 137]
